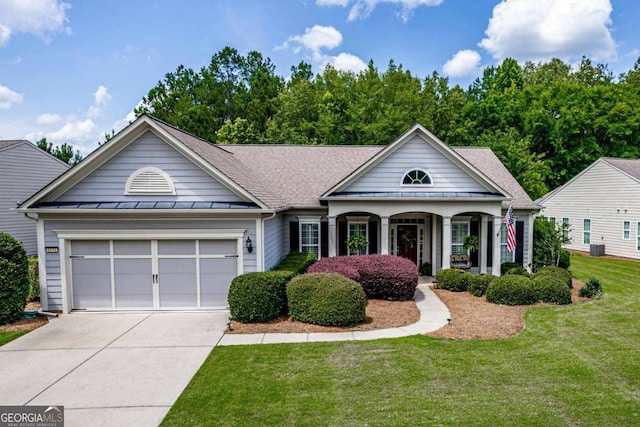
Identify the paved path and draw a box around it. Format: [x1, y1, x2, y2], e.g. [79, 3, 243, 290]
[219, 280, 450, 346]
[0, 312, 229, 426]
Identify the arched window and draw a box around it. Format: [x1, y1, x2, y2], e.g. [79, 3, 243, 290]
[125, 167, 176, 195]
[401, 169, 432, 186]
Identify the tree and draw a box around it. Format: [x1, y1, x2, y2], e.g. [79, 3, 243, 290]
[36, 138, 83, 166]
[216, 118, 258, 144]
[532, 217, 570, 271]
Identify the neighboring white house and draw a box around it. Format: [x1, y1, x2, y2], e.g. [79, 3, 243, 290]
[18, 115, 539, 313]
[0, 140, 69, 255]
[538, 157, 640, 259]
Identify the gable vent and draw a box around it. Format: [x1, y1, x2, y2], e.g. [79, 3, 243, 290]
[125, 167, 176, 195]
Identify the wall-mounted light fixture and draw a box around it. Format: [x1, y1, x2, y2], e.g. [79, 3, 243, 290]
[246, 236, 253, 253]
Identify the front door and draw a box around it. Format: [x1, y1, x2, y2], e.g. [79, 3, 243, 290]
[396, 224, 418, 264]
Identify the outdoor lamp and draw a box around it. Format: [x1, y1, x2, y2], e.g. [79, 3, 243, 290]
[246, 236, 253, 253]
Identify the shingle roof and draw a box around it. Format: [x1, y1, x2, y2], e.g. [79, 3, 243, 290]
[0, 140, 25, 150]
[452, 147, 537, 209]
[602, 158, 640, 181]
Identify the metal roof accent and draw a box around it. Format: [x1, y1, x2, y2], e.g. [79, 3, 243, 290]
[32, 201, 259, 210]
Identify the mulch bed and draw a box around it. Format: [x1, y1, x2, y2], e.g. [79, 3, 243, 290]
[0, 301, 49, 333]
[227, 279, 592, 340]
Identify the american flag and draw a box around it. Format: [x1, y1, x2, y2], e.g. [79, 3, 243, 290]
[505, 203, 516, 253]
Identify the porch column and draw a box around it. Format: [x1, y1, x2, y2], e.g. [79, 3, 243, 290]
[431, 215, 438, 275]
[328, 216, 337, 257]
[442, 216, 451, 270]
[493, 216, 502, 276]
[480, 214, 488, 274]
[380, 216, 389, 255]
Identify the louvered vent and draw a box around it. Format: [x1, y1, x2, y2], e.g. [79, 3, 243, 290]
[125, 167, 176, 195]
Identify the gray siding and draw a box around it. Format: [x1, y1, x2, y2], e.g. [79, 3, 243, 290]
[57, 131, 245, 203]
[541, 160, 640, 259]
[345, 136, 488, 193]
[0, 143, 68, 255]
[263, 214, 285, 270]
[42, 217, 257, 310]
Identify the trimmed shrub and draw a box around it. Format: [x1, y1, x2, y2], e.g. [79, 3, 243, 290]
[286, 273, 366, 326]
[0, 233, 29, 325]
[579, 277, 603, 298]
[468, 274, 494, 297]
[271, 251, 316, 274]
[228, 271, 295, 323]
[533, 276, 571, 305]
[419, 262, 432, 276]
[28, 257, 40, 301]
[435, 268, 472, 292]
[506, 266, 531, 277]
[558, 249, 571, 269]
[486, 275, 537, 306]
[501, 262, 521, 275]
[535, 266, 572, 288]
[307, 255, 418, 300]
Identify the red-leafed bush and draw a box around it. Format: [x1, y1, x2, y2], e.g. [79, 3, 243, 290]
[307, 255, 418, 300]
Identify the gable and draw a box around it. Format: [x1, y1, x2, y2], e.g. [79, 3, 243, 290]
[343, 134, 494, 194]
[54, 131, 245, 203]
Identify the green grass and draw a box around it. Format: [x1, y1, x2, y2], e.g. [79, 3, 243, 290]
[0, 330, 29, 346]
[163, 253, 640, 426]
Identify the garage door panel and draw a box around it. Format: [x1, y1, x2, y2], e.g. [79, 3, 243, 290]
[158, 240, 196, 255]
[72, 258, 112, 308]
[200, 240, 237, 255]
[71, 240, 110, 256]
[113, 240, 151, 256]
[200, 258, 236, 307]
[114, 259, 153, 308]
[158, 258, 197, 307]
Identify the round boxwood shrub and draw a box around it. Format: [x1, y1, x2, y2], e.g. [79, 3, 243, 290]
[535, 266, 572, 288]
[506, 266, 531, 277]
[579, 277, 603, 298]
[228, 271, 295, 323]
[486, 275, 537, 306]
[532, 276, 571, 305]
[286, 273, 366, 326]
[558, 249, 571, 269]
[0, 233, 29, 325]
[500, 262, 521, 275]
[435, 268, 472, 292]
[468, 274, 494, 297]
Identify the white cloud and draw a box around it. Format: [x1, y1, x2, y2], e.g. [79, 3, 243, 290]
[0, 84, 23, 109]
[443, 50, 482, 78]
[479, 0, 616, 62]
[87, 85, 111, 118]
[317, 0, 443, 23]
[0, 0, 71, 46]
[277, 25, 343, 61]
[47, 119, 96, 142]
[110, 108, 138, 138]
[324, 53, 368, 73]
[36, 113, 62, 125]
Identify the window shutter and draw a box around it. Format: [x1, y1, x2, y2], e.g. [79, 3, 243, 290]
[338, 221, 347, 256]
[515, 221, 524, 264]
[321, 222, 328, 258]
[290, 221, 299, 252]
[470, 221, 479, 267]
[368, 220, 378, 254]
[487, 221, 493, 267]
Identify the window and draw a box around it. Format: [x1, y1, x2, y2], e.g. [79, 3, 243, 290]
[125, 167, 175, 195]
[637, 223, 640, 251]
[549, 217, 556, 225]
[583, 219, 591, 244]
[562, 218, 570, 241]
[300, 221, 320, 259]
[451, 222, 469, 255]
[623, 221, 630, 240]
[501, 223, 515, 263]
[347, 221, 368, 255]
[402, 169, 432, 186]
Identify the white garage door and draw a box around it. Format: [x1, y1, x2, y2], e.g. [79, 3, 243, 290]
[70, 239, 238, 310]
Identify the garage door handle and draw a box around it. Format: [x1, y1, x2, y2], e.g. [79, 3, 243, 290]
[225, 254, 239, 258]
[69, 255, 84, 259]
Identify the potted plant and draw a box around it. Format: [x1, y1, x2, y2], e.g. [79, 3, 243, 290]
[346, 234, 368, 255]
[463, 234, 479, 253]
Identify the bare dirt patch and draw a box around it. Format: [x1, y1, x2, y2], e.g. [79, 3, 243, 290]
[227, 279, 592, 340]
[0, 301, 49, 333]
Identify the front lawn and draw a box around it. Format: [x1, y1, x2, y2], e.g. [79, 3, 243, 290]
[163, 253, 640, 426]
[0, 330, 29, 347]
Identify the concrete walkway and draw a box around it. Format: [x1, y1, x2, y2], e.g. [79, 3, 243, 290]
[0, 312, 229, 427]
[218, 279, 450, 346]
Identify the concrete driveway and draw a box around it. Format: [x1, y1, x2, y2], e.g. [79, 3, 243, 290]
[0, 312, 229, 426]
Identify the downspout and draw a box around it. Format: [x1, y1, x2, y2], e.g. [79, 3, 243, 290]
[261, 212, 277, 271]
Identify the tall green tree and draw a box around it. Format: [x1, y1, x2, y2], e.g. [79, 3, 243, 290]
[36, 138, 83, 166]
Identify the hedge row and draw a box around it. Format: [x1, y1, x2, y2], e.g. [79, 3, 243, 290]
[0, 233, 29, 325]
[271, 251, 317, 275]
[307, 255, 418, 300]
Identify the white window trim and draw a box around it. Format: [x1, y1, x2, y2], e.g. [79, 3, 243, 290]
[583, 218, 591, 245]
[500, 223, 516, 263]
[400, 168, 433, 187]
[562, 217, 570, 241]
[347, 217, 369, 255]
[451, 220, 470, 256]
[125, 167, 176, 195]
[636, 222, 640, 251]
[623, 220, 630, 240]
[298, 218, 321, 259]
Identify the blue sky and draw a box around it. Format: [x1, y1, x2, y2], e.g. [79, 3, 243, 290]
[1, 0, 639, 155]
